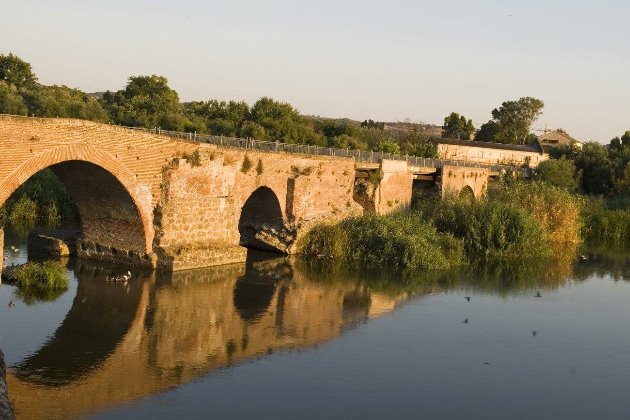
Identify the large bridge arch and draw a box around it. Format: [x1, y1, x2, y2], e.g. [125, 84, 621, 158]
[238, 186, 286, 252]
[0, 144, 155, 261]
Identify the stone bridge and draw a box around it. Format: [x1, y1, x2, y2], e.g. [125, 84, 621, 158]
[0, 115, 497, 270]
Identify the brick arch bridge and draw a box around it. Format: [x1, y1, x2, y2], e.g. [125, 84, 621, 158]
[0, 116, 361, 270]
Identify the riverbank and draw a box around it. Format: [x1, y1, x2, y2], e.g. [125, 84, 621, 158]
[301, 180, 582, 270]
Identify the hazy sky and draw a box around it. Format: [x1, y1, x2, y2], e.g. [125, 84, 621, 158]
[2, 0, 629, 141]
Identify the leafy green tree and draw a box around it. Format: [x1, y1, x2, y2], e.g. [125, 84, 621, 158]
[360, 119, 385, 130]
[249, 97, 303, 143]
[316, 118, 359, 139]
[0, 53, 37, 90]
[101, 75, 187, 130]
[0, 81, 27, 114]
[442, 112, 475, 140]
[475, 97, 544, 145]
[23, 85, 108, 121]
[574, 142, 614, 195]
[376, 139, 401, 154]
[534, 157, 580, 191]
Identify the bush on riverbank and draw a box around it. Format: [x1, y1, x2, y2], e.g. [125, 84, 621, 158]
[300, 212, 464, 270]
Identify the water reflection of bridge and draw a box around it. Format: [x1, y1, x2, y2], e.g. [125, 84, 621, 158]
[7, 255, 412, 419]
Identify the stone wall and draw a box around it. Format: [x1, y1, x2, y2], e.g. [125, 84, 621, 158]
[440, 165, 489, 198]
[437, 143, 547, 167]
[153, 148, 361, 270]
[353, 160, 413, 215]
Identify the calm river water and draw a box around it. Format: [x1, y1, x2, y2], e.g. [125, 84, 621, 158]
[2, 234, 630, 419]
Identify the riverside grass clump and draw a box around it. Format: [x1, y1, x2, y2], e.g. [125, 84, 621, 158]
[14, 261, 68, 291]
[419, 197, 551, 262]
[300, 212, 465, 271]
[491, 181, 582, 252]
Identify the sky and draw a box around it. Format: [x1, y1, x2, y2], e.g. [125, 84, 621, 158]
[1, 0, 629, 142]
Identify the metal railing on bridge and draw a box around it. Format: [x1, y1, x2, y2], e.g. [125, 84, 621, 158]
[125, 126, 526, 174]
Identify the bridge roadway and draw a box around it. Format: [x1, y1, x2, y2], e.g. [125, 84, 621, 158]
[0, 115, 508, 270]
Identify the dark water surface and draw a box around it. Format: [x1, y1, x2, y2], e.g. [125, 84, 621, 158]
[2, 234, 630, 419]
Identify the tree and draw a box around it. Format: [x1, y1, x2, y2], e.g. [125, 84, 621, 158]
[376, 139, 401, 154]
[475, 97, 544, 145]
[100, 75, 186, 129]
[0, 53, 37, 90]
[442, 112, 475, 140]
[23, 84, 108, 121]
[0, 81, 27, 114]
[534, 157, 580, 191]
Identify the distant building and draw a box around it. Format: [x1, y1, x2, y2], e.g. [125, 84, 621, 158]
[537, 129, 583, 152]
[435, 139, 547, 168]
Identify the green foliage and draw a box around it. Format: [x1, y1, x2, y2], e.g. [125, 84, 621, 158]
[14, 260, 68, 290]
[183, 149, 202, 167]
[23, 84, 108, 121]
[13, 261, 69, 304]
[442, 112, 475, 140]
[0, 53, 37, 90]
[534, 157, 580, 191]
[300, 212, 465, 270]
[241, 155, 253, 173]
[256, 159, 264, 175]
[375, 139, 401, 154]
[581, 198, 630, 245]
[360, 119, 385, 130]
[491, 181, 582, 251]
[0, 81, 27, 114]
[0, 169, 78, 233]
[100, 75, 184, 129]
[475, 97, 544, 145]
[419, 197, 551, 262]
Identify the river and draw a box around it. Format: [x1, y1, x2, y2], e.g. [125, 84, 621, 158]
[2, 233, 630, 419]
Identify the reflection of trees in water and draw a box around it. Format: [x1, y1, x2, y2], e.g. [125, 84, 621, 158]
[294, 251, 580, 298]
[573, 249, 630, 282]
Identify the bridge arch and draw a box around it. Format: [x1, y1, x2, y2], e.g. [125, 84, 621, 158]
[0, 145, 154, 258]
[238, 186, 285, 252]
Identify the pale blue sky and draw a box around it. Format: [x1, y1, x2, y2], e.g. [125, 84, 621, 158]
[2, 0, 629, 141]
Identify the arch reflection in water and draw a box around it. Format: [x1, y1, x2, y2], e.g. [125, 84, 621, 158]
[6, 253, 411, 419]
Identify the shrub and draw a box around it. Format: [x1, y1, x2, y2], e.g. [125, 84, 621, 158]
[241, 155, 253, 173]
[256, 159, 264, 175]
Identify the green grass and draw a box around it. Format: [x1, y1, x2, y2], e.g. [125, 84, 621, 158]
[14, 261, 69, 290]
[300, 211, 464, 270]
[419, 197, 551, 263]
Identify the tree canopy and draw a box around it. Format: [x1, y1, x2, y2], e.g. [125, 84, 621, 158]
[0, 53, 37, 91]
[442, 112, 475, 140]
[476, 97, 544, 145]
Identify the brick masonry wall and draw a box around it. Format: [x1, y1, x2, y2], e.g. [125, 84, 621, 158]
[441, 165, 489, 198]
[154, 148, 362, 270]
